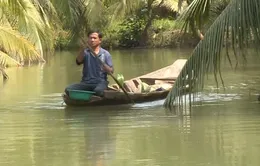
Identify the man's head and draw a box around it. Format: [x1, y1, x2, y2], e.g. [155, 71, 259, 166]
[87, 30, 103, 48]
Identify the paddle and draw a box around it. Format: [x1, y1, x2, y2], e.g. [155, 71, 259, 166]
[83, 42, 134, 104]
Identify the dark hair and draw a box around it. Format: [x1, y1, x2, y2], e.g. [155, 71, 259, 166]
[87, 30, 103, 38]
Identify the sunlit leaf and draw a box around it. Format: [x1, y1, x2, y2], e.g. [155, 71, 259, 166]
[0, 25, 44, 64]
[153, 0, 179, 12]
[1, 0, 54, 58]
[0, 50, 21, 67]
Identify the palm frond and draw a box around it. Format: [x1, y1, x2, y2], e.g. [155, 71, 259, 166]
[32, 0, 59, 27]
[153, 0, 179, 12]
[83, 0, 105, 28]
[164, 0, 260, 108]
[1, 0, 53, 57]
[210, 0, 230, 18]
[176, 0, 211, 33]
[0, 26, 44, 64]
[107, 2, 124, 22]
[107, 0, 143, 22]
[178, 0, 187, 11]
[50, 0, 83, 26]
[122, 0, 144, 14]
[204, 0, 230, 30]
[0, 50, 21, 67]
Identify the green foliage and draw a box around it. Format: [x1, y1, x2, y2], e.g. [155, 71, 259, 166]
[118, 17, 145, 48]
[54, 30, 71, 50]
[176, 0, 230, 36]
[118, 13, 146, 48]
[0, 0, 50, 68]
[152, 19, 180, 31]
[102, 22, 120, 49]
[164, 0, 260, 108]
[0, 0, 229, 70]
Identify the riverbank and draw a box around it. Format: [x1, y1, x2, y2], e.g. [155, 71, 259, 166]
[105, 31, 200, 50]
[56, 30, 200, 51]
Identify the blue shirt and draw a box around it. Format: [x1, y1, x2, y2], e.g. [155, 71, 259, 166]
[78, 48, 113, 84]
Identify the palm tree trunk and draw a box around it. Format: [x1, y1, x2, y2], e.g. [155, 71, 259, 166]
[140, 16, 154, 46]
[140, 0, 166, 46]
[189, 18, 204, 40]
[140, 0, 155, 46]
[187, 0, 204, 40]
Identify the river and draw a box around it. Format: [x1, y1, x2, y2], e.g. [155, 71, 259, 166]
[0, 48, 260, 166]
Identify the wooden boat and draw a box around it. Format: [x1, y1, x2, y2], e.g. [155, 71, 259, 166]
[62, 59, 187, 106]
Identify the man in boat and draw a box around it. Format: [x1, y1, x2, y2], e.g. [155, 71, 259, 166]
[64, 30, 114, 97]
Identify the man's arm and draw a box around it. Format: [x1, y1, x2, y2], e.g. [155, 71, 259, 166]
[76, 46, 85, 65]
[102, 63, 113, 74]
[102, 53, 114, 74]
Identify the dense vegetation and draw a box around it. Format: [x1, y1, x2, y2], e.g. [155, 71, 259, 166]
[0, 0, 229, 79]
[0, 0, 206, 79]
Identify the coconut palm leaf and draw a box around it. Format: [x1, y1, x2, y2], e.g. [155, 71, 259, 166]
[32, 0, 59, 27]
[164, 0, 260, 108]
[201, 0, 229, 30]
[209, 0, 230, 19]
[51, 0, 84, 27]
[98, 0, 143, 25]
[1, 0, 53, 57]
[85, 0, 143, 28]
[178, 0, 187, 11]
[176, 0, 230, 35]
[0, 25, 44, 65]
[83, 0, 105, 28]
[51, 0, 99, 29]
[31, 0, 60, 52]
[153, 0, 179, 12]
[52, 0, 103, 46]
[177, 0, 211, 33]
[0, 50, 21, 67]
[107, 1, 128, 22]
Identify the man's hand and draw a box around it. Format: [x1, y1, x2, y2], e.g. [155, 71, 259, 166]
[76, 38, 89, 65]
[102, 63, 114, 74]
[98, 58, 113, 74]
[76, 41, 87, 65]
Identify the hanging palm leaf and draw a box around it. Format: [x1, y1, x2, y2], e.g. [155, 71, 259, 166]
[32, 0, 60, 52]
[153, 0, 179, 12]
[164, 0, 260, 108]
[107, 0, 144, 22]
[177, 0, 187, 11]
[53, 0, 99, 46]
[51, 0, 84, 27]
[1, 0, 54, 58]
[175, 0, 211, 39]
[0, 50, 21, 67]
[0, 25, 44, 66]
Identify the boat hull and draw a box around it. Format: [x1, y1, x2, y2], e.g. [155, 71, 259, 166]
[62, 90, 170, 106]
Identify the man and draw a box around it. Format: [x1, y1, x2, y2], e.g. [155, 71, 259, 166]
[65, 30, 114, 97]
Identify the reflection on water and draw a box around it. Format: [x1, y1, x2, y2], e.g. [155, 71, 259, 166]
[0, 49, 260, 166]
[64, 110, 117, 166]
[1, 99, 260, 166]
[10, 91, 243, 111]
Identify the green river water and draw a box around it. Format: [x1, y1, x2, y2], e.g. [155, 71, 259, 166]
[0, 48, 260, 166]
